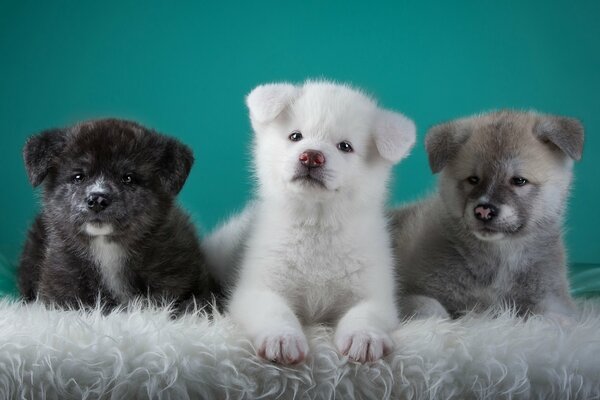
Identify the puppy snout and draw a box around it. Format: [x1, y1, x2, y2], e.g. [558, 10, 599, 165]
[474, 204, 498, 221]
[87, 192, 112, 213]
[299, 150, 325, 168]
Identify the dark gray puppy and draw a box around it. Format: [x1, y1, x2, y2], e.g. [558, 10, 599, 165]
[390, 111, 583, 320]
[19, 119, 219, 311]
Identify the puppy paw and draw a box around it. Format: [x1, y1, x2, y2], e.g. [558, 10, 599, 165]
[545, 311, 576, 327]
[335, 329, 393, 363]
[400, 294, 450, 319]
[255, 329, 309, 365]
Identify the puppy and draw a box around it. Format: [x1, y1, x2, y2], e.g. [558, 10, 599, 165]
[19, 119, 218, 310]
[203, 81, 416, 364]
[390, 111, 583, 320]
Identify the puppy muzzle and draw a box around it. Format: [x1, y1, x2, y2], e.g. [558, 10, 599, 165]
[474, 203, 498, 222]
[299, 150, 326, 169]
[86, 192, 112, 213]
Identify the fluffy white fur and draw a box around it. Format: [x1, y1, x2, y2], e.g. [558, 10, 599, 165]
[84, 222, 114, 236]
[202, 203, 257, 288]
[1, 299, 600, 399]
[89, 236, 128, 302]
[216, 81, 416, 364]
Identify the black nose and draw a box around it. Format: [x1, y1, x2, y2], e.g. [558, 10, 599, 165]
[299, 150, 326, 168]
[474, 203, 498, 221]
[87, 193, 112, 213]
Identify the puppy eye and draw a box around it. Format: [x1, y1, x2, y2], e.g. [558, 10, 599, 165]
[467, 176, 479, 185]
[511, 177, 528, 186]
[289, 131, 303, 142]
[72, 173, 85, 183]
[337, 141, 353, 153]
[122, 173, 135, 185]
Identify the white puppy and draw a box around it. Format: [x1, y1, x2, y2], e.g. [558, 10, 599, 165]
[204, 81, 416, 364]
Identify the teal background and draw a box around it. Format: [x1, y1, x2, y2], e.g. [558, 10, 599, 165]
[1, 1, 599, 295]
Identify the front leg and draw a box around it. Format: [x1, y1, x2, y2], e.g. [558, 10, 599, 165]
[38, 268, 118, 311]
[229, 287, 308, 365]
[535, 292, 577, 325]
[37, 256, 92, 308]
[334, 299, 398, 363]
[513, 266, 576, 324]
[399, 294, 450, 319]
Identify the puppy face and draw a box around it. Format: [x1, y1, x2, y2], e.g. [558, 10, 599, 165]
[427, 111, 584, 241]
[246, 81, 416, 201]
[23, 119, 193, 242]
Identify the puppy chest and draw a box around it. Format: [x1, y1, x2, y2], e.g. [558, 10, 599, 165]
[267, 231, 366, 322]
[462, 258, 526, 308]
[89, 237, 129, 301]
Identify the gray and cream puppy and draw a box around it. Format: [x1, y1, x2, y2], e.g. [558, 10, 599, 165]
[19, 119, 219, 310]
[390, 110, 583, 320]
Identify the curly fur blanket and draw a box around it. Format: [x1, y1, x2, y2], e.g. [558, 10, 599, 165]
[0, 299, 599, 399]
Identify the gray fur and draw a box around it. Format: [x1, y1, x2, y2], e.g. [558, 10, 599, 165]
[19, 119, 220, 311]
[391, 110, 583, 319]
[533, 115, 585, 161]
[425, 121, 471, 173]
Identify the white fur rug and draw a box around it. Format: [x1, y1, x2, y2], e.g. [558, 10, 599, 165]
[1, 299, 599, 399]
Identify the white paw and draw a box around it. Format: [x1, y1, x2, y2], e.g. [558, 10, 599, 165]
[335, 329, 393, 363]
[255, 329, 309, 365]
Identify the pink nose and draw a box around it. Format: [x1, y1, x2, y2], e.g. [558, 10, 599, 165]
[299, 150, 325, 168]
[474, 204, 498, 221]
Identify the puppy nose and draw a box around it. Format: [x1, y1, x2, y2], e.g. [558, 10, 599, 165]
[474, 204, 498, 221]
[87, 193, 112, 213]
[299, 150, 326, 168]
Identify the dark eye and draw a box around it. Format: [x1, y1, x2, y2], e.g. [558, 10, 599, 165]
[72, 173, 85, 183]
[122, 173, 135, 185]
[289, 131, 303, 141]
[467, 176, 479, 185]
[337, 141, 353, 153]
[511, 177, 528, 186]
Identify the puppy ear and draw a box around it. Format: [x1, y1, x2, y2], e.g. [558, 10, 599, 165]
[246, 83, 299, 125]
[159, 138, 194, 195]
[373, 110, 416, 164]
[534, 115, 584, 161]
[425, 121, 470, 173]
[23, 128, 67, 187]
